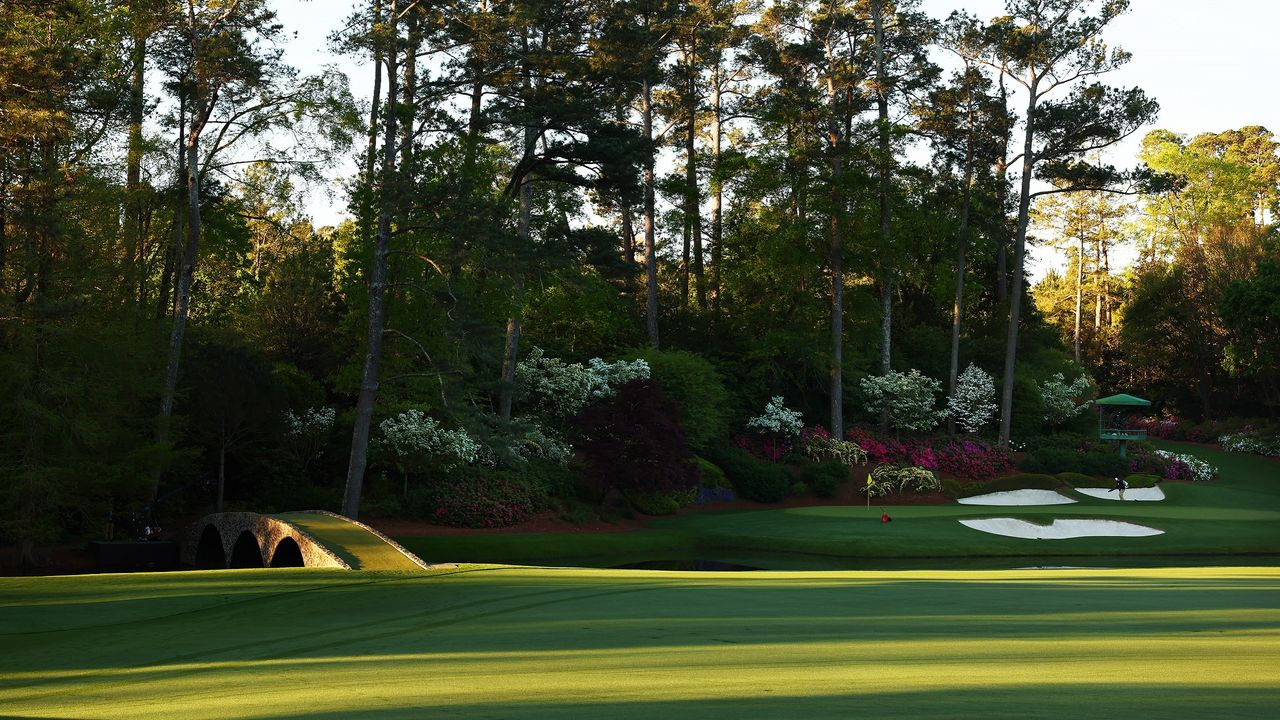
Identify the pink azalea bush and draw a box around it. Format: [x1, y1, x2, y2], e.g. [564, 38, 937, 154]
[420, 475, 544, 528]
[1122, 415, 1260, 444]
[734, 433, 790, 462]
[844, 426, 1011, 481]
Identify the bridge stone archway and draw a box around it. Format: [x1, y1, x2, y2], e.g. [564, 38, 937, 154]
[194, 524, 227, 568]
[270, 537, 305, 567]
[230, 530, 265, 568]
[180, 512, 350, 570]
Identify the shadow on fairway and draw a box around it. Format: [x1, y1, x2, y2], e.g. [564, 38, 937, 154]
[257, 684, 1279, 720]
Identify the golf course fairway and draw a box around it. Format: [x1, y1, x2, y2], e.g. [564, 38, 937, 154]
[3, 565, 1279, 718]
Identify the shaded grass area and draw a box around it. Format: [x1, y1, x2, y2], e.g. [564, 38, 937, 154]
[397, 442, 1280, 567]
[2, 566, 1278, 718]
[271, 512, 423, 572]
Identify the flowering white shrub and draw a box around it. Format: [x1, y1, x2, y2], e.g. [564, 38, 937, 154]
[860, 369, 945, 432]
[379, 409, 480, 468]
[1037, 373, 1092, 426]
[1155, 449, 1218, 482]
[515, 347, 650, 418]
[1219, 432, 1280, 457]
[946, 364, 997, 433]
[282, 406, 335, 469]
[746, 396, 804, 436]
[585, 357, 650, 399]
[284, 406, 335, 439]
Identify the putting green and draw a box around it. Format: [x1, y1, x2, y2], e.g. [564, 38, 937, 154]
[271, 511, 426, 572]
[398, 442, 1280, 566]
[2, 566, 1279, 718]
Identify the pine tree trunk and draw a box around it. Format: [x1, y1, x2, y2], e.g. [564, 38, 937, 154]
[156, 90, 184, 319]
[453, 6, 487, 283]
[621, 201, 636, 293]
[642, 77, 659, 349]
[365, 0, 383, 180]
[947, 156, 974, 436]
[1094, 235, 1103, 332]
[497, 30, 538, 422]
[498, 129, 534, 422]
[1073, 233, 1083, 362]
[685, 44, 704, 310]
[873, 0, 893, 376]
[994, 73, 1010, 309]
[0, 199, 6, 285]
[825, 67, 844, 438]
[1103, 241, 1112, 327]
[342, 4, 399, 519]
[216, 423, 226, 512]
[998, 83, 1039, 447]
[400, 8, 418, 174]
[124, 11, 146, 310]
[156, 71, 214, 470]
[709, 69, 723, 316]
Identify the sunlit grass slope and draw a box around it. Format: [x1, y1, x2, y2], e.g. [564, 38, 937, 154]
[399, 441, 1280, 565]
[3, 566, 1279, 718]
[272, 512, 423, 571]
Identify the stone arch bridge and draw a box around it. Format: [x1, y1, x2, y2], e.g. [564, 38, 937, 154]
[181, 511, 429, 571]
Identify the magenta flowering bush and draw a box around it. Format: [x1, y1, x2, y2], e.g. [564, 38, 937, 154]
[734, 433, 791, 462]
[1122, 415, 1260, 444]
[799, 425, 831, 443]
[844, 426, 1011, 481]
[933, 440, 1013, 480]
[1122, 415, 1181, 439]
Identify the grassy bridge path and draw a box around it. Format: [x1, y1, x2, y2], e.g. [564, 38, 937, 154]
[271, 512, 427, 572]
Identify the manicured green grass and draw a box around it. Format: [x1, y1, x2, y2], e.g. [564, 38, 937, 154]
[271, 512, 423, 571]
[3, 566, 1279, 718]
[398, 442, 1280, 566]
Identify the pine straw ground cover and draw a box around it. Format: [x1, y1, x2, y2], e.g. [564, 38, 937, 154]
[2, 566, 1279, 719]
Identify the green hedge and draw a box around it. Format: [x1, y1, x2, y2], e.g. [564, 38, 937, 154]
[1055, 471, 1095, 487]
[703, 447, 791, 503]
[625, 486, 697, 516]
[695, 457, 731, 489]
[981, 473, 1061, 492]
[637, 349, 731, 450]
[1021, 447, 1127, 477]
[800, 461, 847, 499]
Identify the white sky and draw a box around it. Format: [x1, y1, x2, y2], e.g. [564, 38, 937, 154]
[273, 0, 1279, 279]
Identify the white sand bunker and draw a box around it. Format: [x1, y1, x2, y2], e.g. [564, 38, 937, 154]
[959, 518, 1164, 539]
[1074, 486, 1166, 502]
[957, 489, 1076, 506]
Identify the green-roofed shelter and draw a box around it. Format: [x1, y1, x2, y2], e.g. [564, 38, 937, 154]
[1095, 393, 1152, 457]
[1096, 393, 1152, 407]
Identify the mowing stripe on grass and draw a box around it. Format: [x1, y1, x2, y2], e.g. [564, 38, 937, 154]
[2, 566, 1278, 719]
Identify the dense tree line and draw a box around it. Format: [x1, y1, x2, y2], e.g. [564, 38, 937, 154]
[1033, 126, 1280, 419]
[3, 0, 1271, 560]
